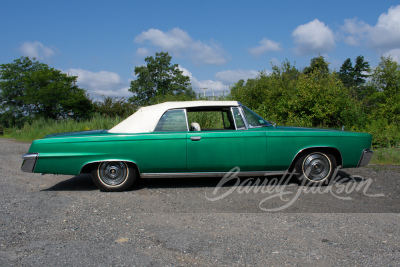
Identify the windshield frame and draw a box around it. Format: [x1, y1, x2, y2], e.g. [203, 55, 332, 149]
[239, 104, 272, 128]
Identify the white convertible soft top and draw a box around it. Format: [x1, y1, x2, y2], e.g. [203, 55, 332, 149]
[109, 101, 240, 133]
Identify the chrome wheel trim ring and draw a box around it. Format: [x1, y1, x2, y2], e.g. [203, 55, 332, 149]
[302, 153, 332, 182]
[98, 161, 128, 186]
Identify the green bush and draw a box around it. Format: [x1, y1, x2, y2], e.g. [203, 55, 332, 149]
[231, 61, 364, 129]
[362, 119, 400, 148]
[229, 57, 400, 149]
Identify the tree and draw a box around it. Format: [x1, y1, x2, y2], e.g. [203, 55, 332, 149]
[303, 56, 330, 76]
[0, 57, 93, 124]
[0, 57, 46, 125]
[338, 56, 370, 87]
[368, 56, 400, 123]
[353, 55, 370, 87]
[338, 56, 370, 99]
[230, 59, 363, 128]
[128, 52, 193, 106]
[94, 96, 136, 118]
[338, 58, 354, 88]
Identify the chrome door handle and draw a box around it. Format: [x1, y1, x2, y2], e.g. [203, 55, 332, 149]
[190, 136, 201, 141]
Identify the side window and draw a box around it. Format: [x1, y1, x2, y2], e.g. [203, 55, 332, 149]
[154, 109, 188, 132]
[232, 107, 246, 129]
[222, 111, 233, 129]
[187, 109, 236, 131]
[187, 111, 224, 130]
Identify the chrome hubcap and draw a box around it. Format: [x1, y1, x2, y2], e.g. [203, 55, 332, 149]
[302, 153, 331, 182]
[98, 162, 128, 186]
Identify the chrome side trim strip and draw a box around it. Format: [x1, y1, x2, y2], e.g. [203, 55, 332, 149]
[21, 153, 39, 173]
[358, 149, 373, 167]
[141, 171, 286, 179]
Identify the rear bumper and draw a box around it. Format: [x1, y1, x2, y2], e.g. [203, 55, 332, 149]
[21, 153, 39, 173]
[358, 149, 373, 167]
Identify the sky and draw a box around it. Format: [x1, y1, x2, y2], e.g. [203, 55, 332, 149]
[1, 0, 400, 99]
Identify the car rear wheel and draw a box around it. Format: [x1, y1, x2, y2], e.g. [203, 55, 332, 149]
[294, 151, 336, 185]
[91, 161, 137, 191]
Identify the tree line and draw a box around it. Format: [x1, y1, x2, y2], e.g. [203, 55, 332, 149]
[0, 53, 195, 128]
[230, 55, 400, 147]
[1, 52, 399, 147]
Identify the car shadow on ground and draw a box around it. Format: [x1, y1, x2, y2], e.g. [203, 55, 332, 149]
[141, 169, 362, 189]
[140, 176, 297, 189]
[43, 169, 359, 191]
[43, 174, 98, 191]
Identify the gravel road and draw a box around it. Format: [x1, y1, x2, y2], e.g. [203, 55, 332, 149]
[1, 138, 400, 266]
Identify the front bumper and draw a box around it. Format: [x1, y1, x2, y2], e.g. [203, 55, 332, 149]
[358, 149, 373, 167]
[21, 153, 39, 173]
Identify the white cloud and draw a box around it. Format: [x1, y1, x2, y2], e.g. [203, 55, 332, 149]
[369, 5, 400, 52]
[292, 19, 336, 55]
[136, 47, 151, 57]
[134, 28, 228, 65]
[196, 80, 229, 95]
[178, 67, 261, 96]
[270, 58, 281, 66]
[179, 66, 229, 96]
[19, 41, 54, 60]
[383, 49, 400, 63]
[67, 69, 130, 100]
[249, 38, 282, 56]
[341, 18, 371, 46]
[341, 5, 400, 54]
[215, 69, 259, 84]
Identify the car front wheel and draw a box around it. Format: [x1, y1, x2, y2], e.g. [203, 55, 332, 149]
[91, 161, 137, 191]
[294, 151, 336, 185]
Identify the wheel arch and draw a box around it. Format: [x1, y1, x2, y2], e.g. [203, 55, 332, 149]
[289, 146, 343, 172]
[80, 160, 140, 175]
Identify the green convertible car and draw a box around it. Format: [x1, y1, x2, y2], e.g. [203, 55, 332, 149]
[22, 101, 373, 191]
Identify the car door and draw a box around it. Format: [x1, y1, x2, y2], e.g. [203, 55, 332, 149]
[186, 107, 267, 172]
[138, 109, 187, 173]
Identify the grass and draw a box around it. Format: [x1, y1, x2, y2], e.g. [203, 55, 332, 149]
[3, 115, 124, 142]
[370, 147, 400, 165]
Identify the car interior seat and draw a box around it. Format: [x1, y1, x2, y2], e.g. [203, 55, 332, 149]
[190, 122, 201, 131]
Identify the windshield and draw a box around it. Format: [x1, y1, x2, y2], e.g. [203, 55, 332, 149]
[242, 105, 271, 127]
